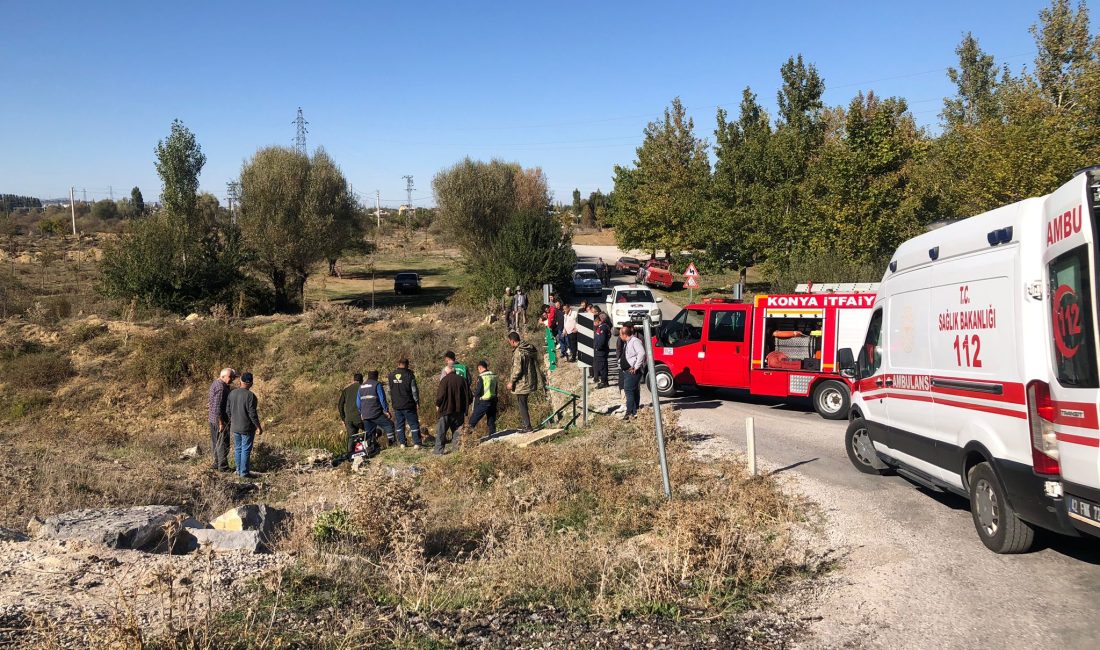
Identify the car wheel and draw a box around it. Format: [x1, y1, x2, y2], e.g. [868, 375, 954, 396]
[812, 380, 850, 420]
[967, 462, 1035, 553]
[654, 365, 676, 398]
[845, 419, 888, 475]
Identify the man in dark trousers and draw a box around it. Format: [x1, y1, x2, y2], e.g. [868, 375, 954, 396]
[227, 372, 262, 478]
[207, 367, 237, 471]
[506, 331, 544, 432]
[338, 372, 365, 458]
[435, 366, 471, 454]
[593, 313, 612, 388]
[357, 370, 397, 452]
[619, 325, 647, 420]
[389, 358, 423, 449]
[468, 360, 498, 437]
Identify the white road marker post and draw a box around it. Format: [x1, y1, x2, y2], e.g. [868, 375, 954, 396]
[746, 417, 757, 476]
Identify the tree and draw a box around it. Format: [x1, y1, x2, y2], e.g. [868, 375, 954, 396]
[130, 187, 144, 216]
[91, 199, 119, 221]
[238, 146, 357, 312]
[612, 97, 710, 254]
[944, 33, 1000, 127]
[154, 119, 206, 222]
[1031, 0, 1093, 109]
[572, 188, 582, 217]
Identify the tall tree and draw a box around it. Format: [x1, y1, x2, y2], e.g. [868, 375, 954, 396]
[1031, 0, 1093, 109]
[572, 188, 582, 216]
[943, 33, 1000, 127]
[238, 146, 357, 312]
[154, 119, 205, 221]
[613, 97, 710, 254]
[130, 186, 144, 216]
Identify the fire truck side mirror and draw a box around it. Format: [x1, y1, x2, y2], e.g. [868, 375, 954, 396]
[837, 348, 857, 378]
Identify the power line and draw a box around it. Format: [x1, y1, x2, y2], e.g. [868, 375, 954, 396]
[402, 175, 414, 209]
[293, 107, 309, 155]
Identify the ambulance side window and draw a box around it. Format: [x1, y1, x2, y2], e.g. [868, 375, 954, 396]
[860, 309, 884, 377]
[709, 310, 745, 342]
[1049, 246, 1099, 388]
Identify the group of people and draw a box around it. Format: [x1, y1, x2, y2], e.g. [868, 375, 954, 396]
[208, 369, 263, 478]
[500, 286, 529, 332]
[336, 336, 544, 458]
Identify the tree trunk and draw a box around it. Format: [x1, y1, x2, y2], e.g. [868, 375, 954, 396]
[271, 268, 292, 313]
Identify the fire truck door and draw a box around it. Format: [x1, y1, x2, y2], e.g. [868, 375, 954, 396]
[702, 307, 751, 388]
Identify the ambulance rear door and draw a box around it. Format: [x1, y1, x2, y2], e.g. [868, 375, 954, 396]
[1042, 170, 1100, 535]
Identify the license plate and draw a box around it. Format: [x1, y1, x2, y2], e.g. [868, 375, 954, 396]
[1067, 494, 1100, 529]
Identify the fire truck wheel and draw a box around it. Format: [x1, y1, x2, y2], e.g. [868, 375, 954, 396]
[812, 380, 849, 420]
[967, 462, 1035, 553]
[845, 419, 889, 475]
[654, 365, 677, 398]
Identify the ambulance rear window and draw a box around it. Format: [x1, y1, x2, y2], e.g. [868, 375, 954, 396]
[1049, 246, 1098, 388]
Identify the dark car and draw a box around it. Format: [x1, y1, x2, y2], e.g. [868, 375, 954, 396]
[614, 256, 640, 274]
[394, 272, 421, 295]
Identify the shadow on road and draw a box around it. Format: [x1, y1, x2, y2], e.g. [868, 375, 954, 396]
[672, 400, 722, 411]
[769, 458, 820, 475]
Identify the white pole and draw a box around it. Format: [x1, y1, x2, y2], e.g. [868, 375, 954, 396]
[375, 190, 381, 230]
[746, 417, 756, 476]
[69, 187, 76, 236]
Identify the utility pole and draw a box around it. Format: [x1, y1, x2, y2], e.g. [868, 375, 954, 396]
[226, 181, 240, 224]
[108, 185, 113, 201]
[293, 107, 308, 155]
[375, 190, 381, 230]
[402, 175, 414, 210]
[82, 188, 87, 203]
[69, 187, 76, 236]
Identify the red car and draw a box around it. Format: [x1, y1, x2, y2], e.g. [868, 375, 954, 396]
[636, 259, 674, 289]
[614, 256, 640, 274]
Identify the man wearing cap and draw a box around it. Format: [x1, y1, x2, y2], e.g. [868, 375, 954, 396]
[227, 372, 262, 478]
[468, 360, 498, 437]
[593, 313, 612, 388]
[207, 368, 237, 471]
[357, 370, 397, 452]
[338, 372, 365, 458]
[389, 358, 423, 449]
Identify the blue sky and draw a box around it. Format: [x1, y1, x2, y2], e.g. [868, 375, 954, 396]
[0, 1, 1078, 207]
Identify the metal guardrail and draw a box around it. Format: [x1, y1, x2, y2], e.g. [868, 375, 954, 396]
[541, 386, 580, 430]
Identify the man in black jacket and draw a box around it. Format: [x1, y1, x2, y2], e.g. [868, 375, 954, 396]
[358, 370, 396, 452]
[593, 313, 611, 388]
[338, 373, 364, 458]
[389, 358, 422, 449]
[227, 372, 263, 478]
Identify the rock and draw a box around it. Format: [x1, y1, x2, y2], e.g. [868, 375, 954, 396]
[351, 456, 366, 472]
[36, 506, 187, 552]
[179, 445, 200, 460]
[384, 465, 424, 478]
[211, 504, 287, 542]
[304, 448, 333, 467]
[185, 313, 200, 322]
[0, 527, 28, 542]
[467, 335, 480, 349]
[26, 516, 44, 538]
[180, 528, 263, 553]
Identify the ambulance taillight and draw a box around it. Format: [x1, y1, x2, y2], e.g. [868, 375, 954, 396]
[1026, 380, 1061, 476]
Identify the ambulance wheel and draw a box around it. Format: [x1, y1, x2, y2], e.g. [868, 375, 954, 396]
[812, 380, 849, 420]
[967, 462, 1035, 554]
[654, 365, 676, 398]
[845, 419, 888, 475]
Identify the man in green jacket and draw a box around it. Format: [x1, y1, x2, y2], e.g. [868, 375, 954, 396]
[506, 331, 544, 432]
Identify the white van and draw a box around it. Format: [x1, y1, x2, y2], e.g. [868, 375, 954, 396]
[843, 167, 1100, 553]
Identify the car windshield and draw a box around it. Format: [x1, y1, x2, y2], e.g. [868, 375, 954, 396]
[574, 271, 598, 280]
[395, 273, 417, 281]
[620, 258, 638, 265]
[616, 290, 653, 303]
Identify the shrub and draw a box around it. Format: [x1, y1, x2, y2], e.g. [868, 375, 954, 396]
[129, 320, 260, 392]
[2, 349, 74, 389]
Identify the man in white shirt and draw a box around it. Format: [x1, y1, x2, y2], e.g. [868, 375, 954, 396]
[562, 304, 578, 362]
[619, 324, 646, 419]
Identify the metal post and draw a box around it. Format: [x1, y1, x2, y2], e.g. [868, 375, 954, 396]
[642, 317, 672, 499]
[582, 367, 589, 426]
[746, 417, 756, 476]
[69, 187, 76, 236]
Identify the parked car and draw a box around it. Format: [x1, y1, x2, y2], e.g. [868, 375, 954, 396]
[614, 256, 640, 275]
[637, 259, 674, 289]
[393, 272, 421, 295]
[572, 269, 603, 296]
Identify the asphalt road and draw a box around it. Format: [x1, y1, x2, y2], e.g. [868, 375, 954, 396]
[572, 242, 1100, 649]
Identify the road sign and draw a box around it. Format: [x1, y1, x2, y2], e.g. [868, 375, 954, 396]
[575, 313, 594, 368]
[683, 262, 700, 278]
[685, 275, 700, 289]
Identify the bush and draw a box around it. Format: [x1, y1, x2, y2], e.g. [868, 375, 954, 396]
[2, 349, 74, 389]
[129, 320, 261, 392]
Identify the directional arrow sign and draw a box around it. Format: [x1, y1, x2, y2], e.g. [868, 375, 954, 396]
[683, 262, 700, 278]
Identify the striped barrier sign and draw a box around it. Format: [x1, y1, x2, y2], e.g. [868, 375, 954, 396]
[575, 312, 594, 368]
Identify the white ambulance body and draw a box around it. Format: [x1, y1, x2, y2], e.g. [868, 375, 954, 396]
[844, 167, 1100, 553]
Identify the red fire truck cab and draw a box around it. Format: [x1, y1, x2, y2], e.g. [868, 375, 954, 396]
[651, 288, 876, 419]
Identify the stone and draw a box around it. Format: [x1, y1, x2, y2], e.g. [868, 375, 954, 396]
[211, 504, 287, 542]
[486, 428, 565, 448]
[36, 506, 187, 552]
[179, 445, 200, 460]
[180, 527, 263, 553]
[466, 335, 480, 349]
[184, 313, 200, 322]
[303, 449, 333, 467]
[0, 527, 28, 542]
[26, 516, 44, 538]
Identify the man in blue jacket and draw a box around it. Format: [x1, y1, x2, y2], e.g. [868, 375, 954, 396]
[357, 370, 396, 454]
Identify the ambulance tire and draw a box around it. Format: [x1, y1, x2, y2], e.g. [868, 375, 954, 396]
[967, 462, 1035, 554]
[654, 365, 677, 398]
[845, 419, 889, 475]
[812, 380, 849, 420]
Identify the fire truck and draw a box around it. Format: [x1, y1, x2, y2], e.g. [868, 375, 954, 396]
[650, 285, 876, 419]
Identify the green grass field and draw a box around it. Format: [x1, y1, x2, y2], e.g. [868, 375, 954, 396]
[305, 246, 466, 312]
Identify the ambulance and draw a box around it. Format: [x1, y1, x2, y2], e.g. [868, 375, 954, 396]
[650, 287, 875, 419]
[843, 166, 1100, 553]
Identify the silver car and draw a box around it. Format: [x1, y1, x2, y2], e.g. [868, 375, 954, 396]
[572, 269, 603, 296]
